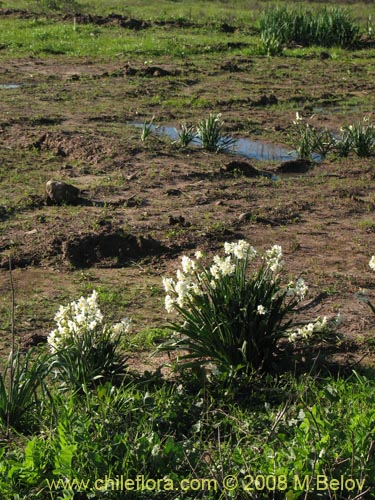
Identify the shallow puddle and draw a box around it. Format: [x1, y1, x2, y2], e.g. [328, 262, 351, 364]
[0, 83, 22, 89]
[131, 122, 296, 162]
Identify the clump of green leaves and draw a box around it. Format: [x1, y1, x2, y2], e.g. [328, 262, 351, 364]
[290, 112, 335, 160]
[336, 117, 375, 158]
[259, 5, 359, 49]
[258, 32, 283, 56]
[160, 241, 328, 374]
[140, 116, 155, 142]
[196, 113, 235, 153]
[174, 123, 197, 147]
[0, 348, 50, 432]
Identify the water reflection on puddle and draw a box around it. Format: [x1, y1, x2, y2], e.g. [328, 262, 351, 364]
[0, 84, 22, 89]
[131, 122, 296, 162]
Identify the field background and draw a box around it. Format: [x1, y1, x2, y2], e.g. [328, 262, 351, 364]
[1, 0, 375, 367]
[1, 1, 375, 499]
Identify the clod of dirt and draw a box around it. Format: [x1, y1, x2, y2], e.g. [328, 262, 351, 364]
[168, 215, 186, 226]
[45, 180, 80, 205]
[219, 22, 236, 33]
[166, 189, 182, 196]
[23, 332, 47, 348]
[62, 230, 168, 268]
[220, 61, 241, 72]
[320, 51, 330, 60]
[145, 66, 173, 77]
[253, 94, 278, 107]
[277, 159, 312, 173]
[237, 212, 279, 226]
[0, 205, 10, 221]
[224, 161, 260, 177]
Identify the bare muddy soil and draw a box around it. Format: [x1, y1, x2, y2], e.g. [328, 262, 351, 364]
[1, 48, 375, 373]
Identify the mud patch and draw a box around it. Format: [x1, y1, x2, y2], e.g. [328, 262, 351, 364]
[30, 131, 116, 163]
[0, 9, 34, 19]
[277, 159, 313, 173]
[120, 64, 177, 78]
[252, 94, 278, 107]
[62, 13, 150, 30]
[62, 230, 169, 268]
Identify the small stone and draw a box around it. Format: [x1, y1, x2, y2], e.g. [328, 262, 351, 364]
[45, 180, 80, 205]
[238, 212, 251, 222]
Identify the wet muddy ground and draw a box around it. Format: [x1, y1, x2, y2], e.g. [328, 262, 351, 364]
[1, 7, 375, 371]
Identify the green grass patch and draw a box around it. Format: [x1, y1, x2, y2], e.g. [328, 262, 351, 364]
[1, 371, 374, 498]
[0, 18, 254, 59]
[259, 5, 360, 48]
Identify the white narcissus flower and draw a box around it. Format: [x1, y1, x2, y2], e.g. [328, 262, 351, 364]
[165, 294, 175, 313]
[162, 277, 175, 293]
[210, 264, 221, 280]
[211, 255, 235, 277]
[181, 255, 196, 275]
[265, 244, 284, 273]
[224, 240, 256, 260]
[369, 256, 375, 271]
[195, 250, 203, 260]
[286, 278, 308, 300]
[293, 112, 303, 125]
[288, 316, 328, 342]
[257, 305, 267, 315]
[219, 256, 236, 276]
[112, 317, 132, 337]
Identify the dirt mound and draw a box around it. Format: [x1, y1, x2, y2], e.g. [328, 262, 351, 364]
[224, 160, 261, 177]
[277, 159, 313, 173]
[122, 64, 177, 78]
[62, 230, 169, 268]
[0, 8, 34, 19]
[62, 13, 150, 30]
[31, 131, 116, 163]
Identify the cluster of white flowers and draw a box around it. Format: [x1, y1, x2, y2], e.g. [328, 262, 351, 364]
[210, 255, 236, 279]
[224, 240, 256, 260]
[288, 316, 327, 342]
[369, 256, 375, 271]
[112, 317, 132, 337]
[163, 255, 201, 313]
[47, 290, 131, 352]
[286, 278, 308, 300]
[264, 244, 284, 273]
[164, 241, 255, 314]
[163, 241, 309, 320]
[181, 255, 196, 275]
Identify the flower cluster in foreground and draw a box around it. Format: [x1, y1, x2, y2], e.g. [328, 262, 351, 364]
[161, 240, 330, 373]
[163, 241, 308, 324]
[163, 241, 258, 313]
[47, 290, 131, 352]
